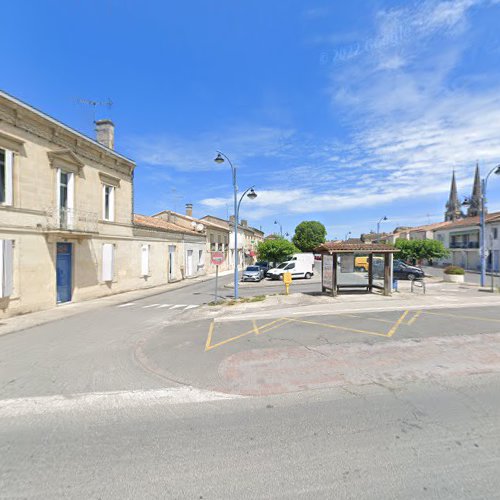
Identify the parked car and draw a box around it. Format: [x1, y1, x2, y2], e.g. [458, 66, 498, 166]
[255, 261, 271, 276]
[393, 261, 424, 281]
[241, 265, 264, 282]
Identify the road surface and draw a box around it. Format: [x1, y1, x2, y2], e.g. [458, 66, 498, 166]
[1, 275, 500, 498]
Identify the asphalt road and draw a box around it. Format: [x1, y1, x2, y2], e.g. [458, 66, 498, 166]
[2, 374, 499, 499]
[1, 276, 500, 498]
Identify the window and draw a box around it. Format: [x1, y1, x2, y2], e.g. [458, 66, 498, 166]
[168, 245, 176, 280]
[57, 169, 74, 228]
[0, 240, 13, 297]
[103, 184, 115, 221]
[102, 243, 114, 282]
[198, 249, 203, 267]
[141, 244, 150, 276]
[494, 228, 498, 240]
[210, 234, 216, 251]
[0, 148, 13, 205]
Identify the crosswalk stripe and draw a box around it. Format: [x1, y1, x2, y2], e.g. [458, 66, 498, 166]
[184, 305, 199, 310]
[117, 303, 135, 308]
[170, 304, 187, 309]
[142, 304, 160, 308]
[158, 304, 172, 308]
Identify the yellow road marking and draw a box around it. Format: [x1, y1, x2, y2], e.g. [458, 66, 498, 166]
[252, 320, 260, 336]
[348, 314, 397, 325]
[254, 318, 289, 335]
[407, 311, 421, 325]
[205, 318, 290, 351]
[386, 310, 409, 337]
[205, 320, 215, 351]
[283, 317, 389, 337]
[423, 310, 500, 323]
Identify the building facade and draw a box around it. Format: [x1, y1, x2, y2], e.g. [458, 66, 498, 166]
[0, 91, 204, 318]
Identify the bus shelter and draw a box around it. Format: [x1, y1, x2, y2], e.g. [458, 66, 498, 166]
[315, 242, 399, 297]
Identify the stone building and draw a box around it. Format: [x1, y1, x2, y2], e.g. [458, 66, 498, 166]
[0, 91, 198, 318]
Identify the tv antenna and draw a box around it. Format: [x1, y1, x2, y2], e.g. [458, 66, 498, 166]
[76, 98, 113, 123]
[171, 188, 182, 213]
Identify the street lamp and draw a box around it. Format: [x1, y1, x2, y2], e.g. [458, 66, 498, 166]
[345, 231, 351, 241]
[377, 216, 388, 235]
[214, 151, 257, 299]
[274, 220, 283, 237]
[463, 164, 500, 287]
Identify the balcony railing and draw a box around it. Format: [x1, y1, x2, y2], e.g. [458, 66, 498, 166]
[449, 241, 479, 249]
[45, 207, 99, 234]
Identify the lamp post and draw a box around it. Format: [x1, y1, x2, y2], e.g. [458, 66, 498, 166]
[345, 231, 351, 241]
[463, 164, 500, 287]
[214, 151, 257, 299]
[377, 216, 388, 235]
[274, 220, 283, 237]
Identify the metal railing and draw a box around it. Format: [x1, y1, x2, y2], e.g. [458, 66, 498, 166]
[46, 207, 99, 233]
[449, 241, 479, 249]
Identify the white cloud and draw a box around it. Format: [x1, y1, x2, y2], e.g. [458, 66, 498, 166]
[125, 125, 295, 171]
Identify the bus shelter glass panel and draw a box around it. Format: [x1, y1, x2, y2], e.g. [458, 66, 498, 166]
[372, 253, 386, 290]
[338, 253, 369, 289]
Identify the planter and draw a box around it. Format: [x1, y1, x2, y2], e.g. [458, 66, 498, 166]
[443, 273, 464, 283]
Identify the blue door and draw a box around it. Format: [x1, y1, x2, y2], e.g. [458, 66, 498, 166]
[56, 243, 72, 303]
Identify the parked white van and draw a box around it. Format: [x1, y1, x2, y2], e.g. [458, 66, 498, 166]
[267, 253, 314, 280]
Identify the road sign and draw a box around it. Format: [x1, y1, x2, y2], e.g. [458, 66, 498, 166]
[211, 251, 225, 266]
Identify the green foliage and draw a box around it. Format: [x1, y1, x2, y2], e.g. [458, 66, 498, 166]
[394, 238, 449, 262]
[292, 221, 327, 252]
[444, 265, 465, 275]
[257, 238, 298, 264]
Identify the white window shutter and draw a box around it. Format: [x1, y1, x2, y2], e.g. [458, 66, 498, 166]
[102, 243, 114, 282]
[4, 150, 13, 205]
[141, 244, 149, 276]
[0, 240, 13, 297]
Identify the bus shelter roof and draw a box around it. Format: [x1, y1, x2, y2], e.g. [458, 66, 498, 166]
[315, 242, 399, 254]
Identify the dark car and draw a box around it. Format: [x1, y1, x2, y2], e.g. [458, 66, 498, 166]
[393, 261, 424, 281]
[255, 261, 271, 276]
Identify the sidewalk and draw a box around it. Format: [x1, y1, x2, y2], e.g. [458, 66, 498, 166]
[0, 270, 233, 337]
[198, 279, 500, 322]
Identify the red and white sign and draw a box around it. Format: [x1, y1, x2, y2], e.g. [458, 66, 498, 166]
[211, 251, 225, 266]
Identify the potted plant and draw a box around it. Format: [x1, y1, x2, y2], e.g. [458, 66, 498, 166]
[443, 265, 465, 283]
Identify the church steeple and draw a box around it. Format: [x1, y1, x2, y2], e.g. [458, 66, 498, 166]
[467, 162, 482, 217]
[445, 170, 463, 221]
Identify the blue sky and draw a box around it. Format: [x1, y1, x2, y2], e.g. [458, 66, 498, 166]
[2, 0, 500, 238]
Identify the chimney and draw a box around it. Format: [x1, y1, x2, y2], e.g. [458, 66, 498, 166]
[95, 119, 115, 149]
[241, 219, 248, 227]
[185, 203, 193, 217]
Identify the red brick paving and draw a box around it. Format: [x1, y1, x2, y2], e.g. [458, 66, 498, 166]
[218, 333, 500, 395]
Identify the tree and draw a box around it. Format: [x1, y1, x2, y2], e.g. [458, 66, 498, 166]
[257, 238, 298, 264]
[395, 238, 449, 264]
[292, 221, 327, 252]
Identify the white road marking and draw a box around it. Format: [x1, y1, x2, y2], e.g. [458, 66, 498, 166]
[142, 304, 160, 308]
[184, 305, 199, 310]
[170, 304, 187, 309]
[0, 387, 244, 417]
[117, 303, 135, 308]
[158, 304, 172, 308]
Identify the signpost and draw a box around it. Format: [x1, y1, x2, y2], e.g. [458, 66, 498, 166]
[283, 271, 292, 295]
[211, 251, 225, 302]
